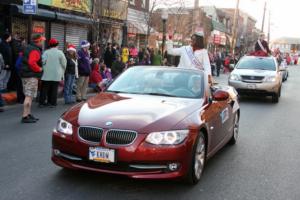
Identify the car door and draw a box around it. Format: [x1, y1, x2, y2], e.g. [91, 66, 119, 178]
[202, 98, 233, 150]
[201, 100, 224, 150]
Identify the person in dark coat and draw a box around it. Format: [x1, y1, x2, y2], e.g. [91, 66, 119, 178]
[76, 40, 91, 102]
[104, 44, 113, 68]
[255, 33, 271, 55]
[12, 35, 25, 103]
[215, 52, 222, 77]
[0, 32, 12, 91]
[111, 55, 125, 78]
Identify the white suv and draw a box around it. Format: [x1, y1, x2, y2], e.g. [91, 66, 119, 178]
[228, 56, 283, 103]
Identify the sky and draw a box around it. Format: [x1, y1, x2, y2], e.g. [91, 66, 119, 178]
[157, 0, 300, 40]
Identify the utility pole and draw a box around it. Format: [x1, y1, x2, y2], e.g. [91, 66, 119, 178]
[261, 1, 266, 32]
[231, 0, 240, 55]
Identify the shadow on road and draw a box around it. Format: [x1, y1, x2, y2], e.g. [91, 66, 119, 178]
[239, 96, 277, 104]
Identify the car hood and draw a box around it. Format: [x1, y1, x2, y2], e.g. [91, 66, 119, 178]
[76, 93, 204, 133]
[233, 68, 277, 77]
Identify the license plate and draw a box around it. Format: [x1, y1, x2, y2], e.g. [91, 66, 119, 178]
[89, 147, 115, 163]
[247, 84, 256, 89]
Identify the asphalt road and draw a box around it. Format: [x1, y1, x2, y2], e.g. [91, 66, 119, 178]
[1, 66, 300, 200]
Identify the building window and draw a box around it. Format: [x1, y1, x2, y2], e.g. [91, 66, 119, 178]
[129, 0, 135, 6]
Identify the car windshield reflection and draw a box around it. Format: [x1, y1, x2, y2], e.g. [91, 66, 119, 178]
[236, 57, 276, 71]
[106, 67, 205, 99]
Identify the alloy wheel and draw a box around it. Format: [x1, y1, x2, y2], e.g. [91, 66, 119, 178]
[194, 135, 206, 180]
[233, 113, 239, 141]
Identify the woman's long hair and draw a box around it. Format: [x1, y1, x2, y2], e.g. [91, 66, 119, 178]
[193, 34, 205, 49]
[67, 50, 77, 60]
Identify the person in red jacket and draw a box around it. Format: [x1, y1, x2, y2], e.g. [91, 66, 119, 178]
[89, 58, 103, 92]
[20, 34, 45, 123]
[224, 55, 231, 74]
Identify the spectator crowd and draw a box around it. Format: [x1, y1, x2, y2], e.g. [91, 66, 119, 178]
[0, 31, 299, 122]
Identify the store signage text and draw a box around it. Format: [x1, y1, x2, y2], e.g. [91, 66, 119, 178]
[103, 8, 123, 20]
[23, 0, 37, 14]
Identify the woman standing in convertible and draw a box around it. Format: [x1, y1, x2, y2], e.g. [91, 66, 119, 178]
[166, 32, 212, 90]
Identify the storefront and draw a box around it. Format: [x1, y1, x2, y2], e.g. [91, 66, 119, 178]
[127, 8, 150, 49]
[99, 0, 127, 46]
[211, 20, 230, 52]
[5, 1, 92, 51]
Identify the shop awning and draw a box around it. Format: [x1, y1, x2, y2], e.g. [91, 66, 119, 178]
[56, 12, 92, 25]
[11, 4, 92, 25]
[128, 21, 155, 35]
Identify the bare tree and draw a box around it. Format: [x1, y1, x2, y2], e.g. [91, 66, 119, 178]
[142, 0, 159, 48]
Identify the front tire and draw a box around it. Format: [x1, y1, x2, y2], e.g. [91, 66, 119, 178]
[229, 112, 239, 145]
[272, 92, 279, 103]
[185, 131, 206, 185]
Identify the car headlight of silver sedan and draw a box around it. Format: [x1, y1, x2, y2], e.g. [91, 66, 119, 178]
[145, 130, 189, 145]
[229, 74, 241, 81]
[56, 118, 73, 135]
[264, 76, 276, 82]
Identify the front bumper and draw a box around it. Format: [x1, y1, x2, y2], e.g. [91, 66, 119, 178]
[51, 129, 197, 179]
[228, 80, 280, 96]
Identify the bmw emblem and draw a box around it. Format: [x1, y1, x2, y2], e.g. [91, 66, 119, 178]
[105, 121, 113, 126]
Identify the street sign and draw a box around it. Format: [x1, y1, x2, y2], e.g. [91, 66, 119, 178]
[23, 0, 37, 14]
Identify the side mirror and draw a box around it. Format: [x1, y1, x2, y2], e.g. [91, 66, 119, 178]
[212, 90, 229, 101]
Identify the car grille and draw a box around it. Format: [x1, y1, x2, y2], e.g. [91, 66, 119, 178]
[106, 129, 137, 145]
[78, 127, 103, 143]
[241, 75, 264, 82]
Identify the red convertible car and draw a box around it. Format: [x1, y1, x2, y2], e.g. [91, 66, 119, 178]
[52, 66, 240, 184]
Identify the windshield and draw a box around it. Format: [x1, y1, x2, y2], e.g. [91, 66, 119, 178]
[236, 57, 276, 71]
[107, 67, 204, 99]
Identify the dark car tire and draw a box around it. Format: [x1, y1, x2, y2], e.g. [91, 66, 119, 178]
[272, 92, 279, 103]
[185, 131, 206, 185]
[229, 112, 239, 145]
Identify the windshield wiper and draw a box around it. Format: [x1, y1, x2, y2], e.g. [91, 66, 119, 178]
[142, 92, 177, 97]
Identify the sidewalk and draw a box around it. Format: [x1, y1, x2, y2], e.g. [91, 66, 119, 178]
[1, 87, 97, 108]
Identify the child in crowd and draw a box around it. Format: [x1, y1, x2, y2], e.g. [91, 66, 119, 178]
[89, 58, 108, 92]
[64, 44, 78, 104]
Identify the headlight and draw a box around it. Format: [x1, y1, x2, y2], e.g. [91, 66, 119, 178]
[145, 130, 189, 145]
[264, 76, 276, 82]
[56, 118, 73, 135]
[229, 74, 241, 81]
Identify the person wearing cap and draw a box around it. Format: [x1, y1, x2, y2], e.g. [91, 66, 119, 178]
[76, 40, 91, 102]
[166, 32, 212, 93]
[255, 33, 271, 55]
[64, 44, 78, 104]
[0, 32, 12, 91]
[20, 34, 45, 123]
[39, 38, 66, 107]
